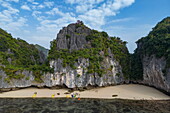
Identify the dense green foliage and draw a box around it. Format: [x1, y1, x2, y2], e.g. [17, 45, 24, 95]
[34, 44, 49, 58]
[130, 53, 143, 80]
[0, 28, 52, 83]
[136, 17, 170, 58]
[0, 29, 42, 67]
[1, 17, 169, 84]
[49, 28, 130, 78]
[133, 17, 170, 78]
[108, 37, 130, 78]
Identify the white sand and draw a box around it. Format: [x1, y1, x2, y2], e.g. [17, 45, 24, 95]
[0, 84, 169, 100]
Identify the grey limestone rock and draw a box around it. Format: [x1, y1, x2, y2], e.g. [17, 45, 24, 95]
[141, 55, 170, 93]
[0, 22, 125, 90]
[46, 22, 124, 88]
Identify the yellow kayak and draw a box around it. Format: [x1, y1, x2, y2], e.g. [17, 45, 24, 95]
[66, 95, 71, 98]
[32, 94, 37, 98]
[51, 94, 55, 98]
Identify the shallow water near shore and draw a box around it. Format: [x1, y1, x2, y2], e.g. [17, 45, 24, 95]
[0, 98, 169, 113]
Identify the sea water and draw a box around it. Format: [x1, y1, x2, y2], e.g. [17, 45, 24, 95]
[0, 98, 169, 113]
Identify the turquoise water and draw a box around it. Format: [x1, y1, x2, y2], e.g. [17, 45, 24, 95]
[0, 98, 169, 113]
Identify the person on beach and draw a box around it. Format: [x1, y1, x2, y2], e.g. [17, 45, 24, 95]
[32, 92, 37, 98]
[78, 94, 81, 100]
[71, 93, 74, 98]
[74, 94, 76, 98]
[51, 94, 55, 98]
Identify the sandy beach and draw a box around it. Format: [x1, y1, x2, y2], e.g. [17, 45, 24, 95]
[0, 84, 169, 100]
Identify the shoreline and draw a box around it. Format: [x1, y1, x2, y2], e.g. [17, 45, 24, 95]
[0, 84, 169, 100]
[1, 83, 169, 96]
[0, 96, 169, 100]
[0, 97, 169, 101]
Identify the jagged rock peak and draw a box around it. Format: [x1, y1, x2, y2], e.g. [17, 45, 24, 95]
[47, 20, 131, 88]
[56, 20, 91, 51]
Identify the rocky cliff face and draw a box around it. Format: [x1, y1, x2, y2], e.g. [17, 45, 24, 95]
[0, 56, 123, 89]
[142, 55, 170, 93]
[134, 17, 170, 94]
[48, 57, 123, 88]
[2, 18, 170, 95]
[56, 23, 90, 50]
[0, 70, 34, 89]
[0, 57, 122, 89]
[0, 21, 129, 90]
[48, 21, 128, 88]
[0, 28, 47, 90]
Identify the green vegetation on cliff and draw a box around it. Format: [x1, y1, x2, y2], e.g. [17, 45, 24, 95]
[132, 17, 170, 79]
[1, 17, 169, 84]
[49, 26, 130, 78]
[0, 28, 43, 67]
[34, 44, 49, 58]
[0, 28, 52, 83]
[137, 17, 170, 58]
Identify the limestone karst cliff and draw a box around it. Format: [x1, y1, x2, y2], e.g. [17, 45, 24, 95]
[0, 21, 130, 90]
[0, 18, 170, 94]
[0, 28, 49, 89]
[48, 21, 130, 88]
[133, 17, 170, 93]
